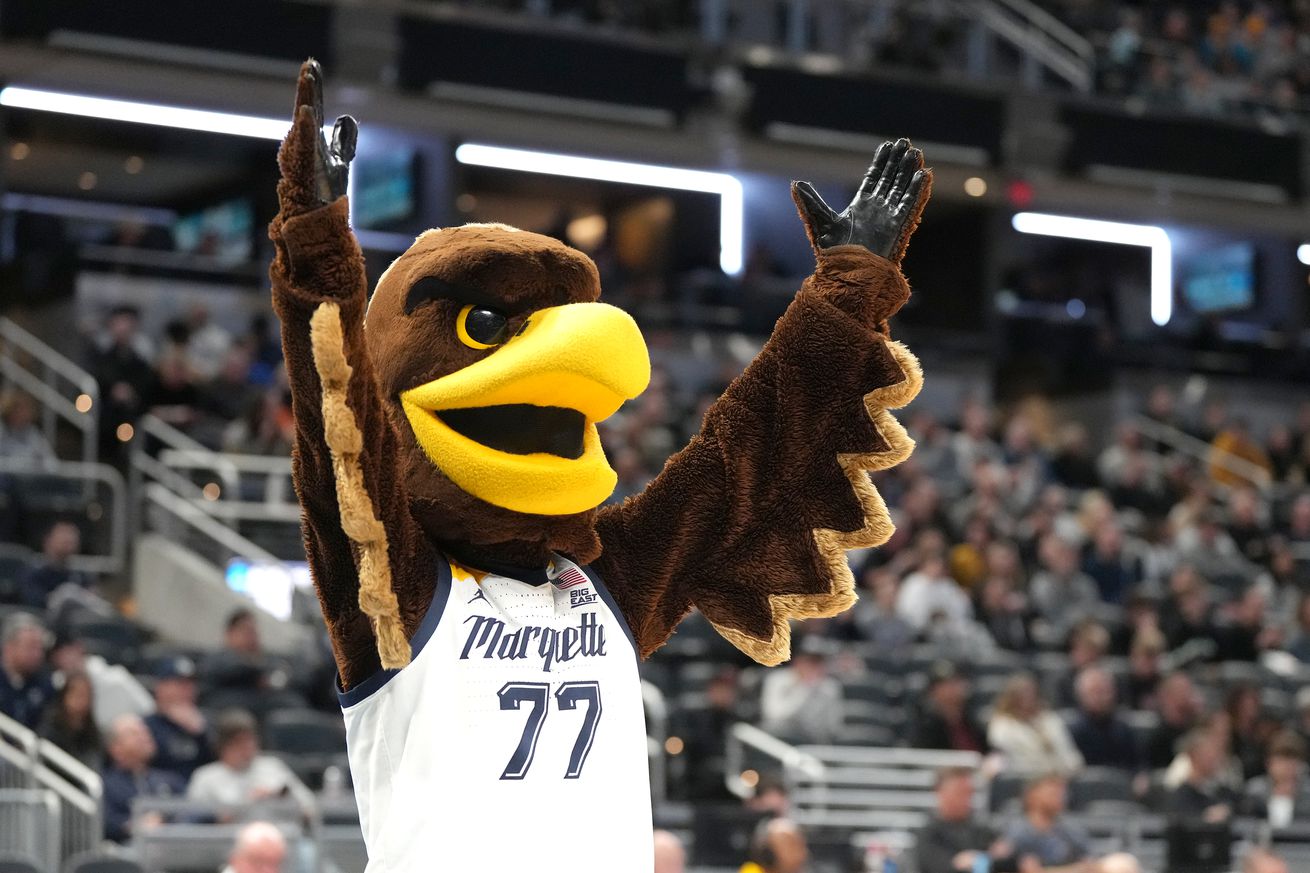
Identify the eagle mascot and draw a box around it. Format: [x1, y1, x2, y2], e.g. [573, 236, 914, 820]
[270, 60, 930, 872]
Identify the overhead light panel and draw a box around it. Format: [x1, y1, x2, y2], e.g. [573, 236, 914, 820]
[0, 86, 288, 140]
[1012, 212, 1173, 326]
[455, 143, 745, 275]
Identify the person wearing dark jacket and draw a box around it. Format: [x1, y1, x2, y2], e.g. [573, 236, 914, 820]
[1068, 666, 1142, 771]
[912, 662, 987, 754]
[144, 656, 214, 782]
[916, 768, 1021, 873]
[101, 714, 186, 843]
[0, 612, 55, 730]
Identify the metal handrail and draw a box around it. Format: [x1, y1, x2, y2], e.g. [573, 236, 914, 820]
[968, 0, 1092, 91]
[0, 788, 61, 870]
[724, 722, 827, 799]
[0, 711, 102, 865]
[141, 482, 282, 566]
[0, 456, 128, 575]
[1129, 413, 1274, 490]
[989, 0, 1093, 60]
[0, 317, 100, 469]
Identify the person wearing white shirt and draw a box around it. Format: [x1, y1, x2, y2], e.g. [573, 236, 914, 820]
[987, 673, 1084, 777]
[187, 710, 314, 819]
[896, 556, 972, 632]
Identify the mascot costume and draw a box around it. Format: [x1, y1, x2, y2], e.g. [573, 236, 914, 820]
[270, 60, 930, 872]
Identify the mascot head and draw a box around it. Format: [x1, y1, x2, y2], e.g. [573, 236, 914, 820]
[364, 223, 650, 563]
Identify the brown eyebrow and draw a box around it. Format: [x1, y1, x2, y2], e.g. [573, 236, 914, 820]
[403, 275, 502, 315]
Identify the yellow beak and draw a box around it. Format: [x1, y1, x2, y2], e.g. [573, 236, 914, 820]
[399, 302, 650, 515]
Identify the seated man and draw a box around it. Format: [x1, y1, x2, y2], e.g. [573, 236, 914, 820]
[1244, 731, 1310, 826]
[187, 709, 314, 818]
[1067, 665, 1141, 771]
[0, 612, 55, 729]
[144, 655, 214, 782]
[101, 714, 186, 843]
[223, 820, 289, 873]
[1168, 726, 1241, 824]
[1005, 774, 1140, 872]
[18, 521, 94, 614]
[916, 767, 1021, 873]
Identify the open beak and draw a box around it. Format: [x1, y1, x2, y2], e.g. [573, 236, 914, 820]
[399, 302, 650, 515]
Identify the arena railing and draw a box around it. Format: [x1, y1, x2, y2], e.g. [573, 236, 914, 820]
[0, 711, 104, 867]
[0, 317, 100, 470]
[1129, 413, 1283, 495]
[0, 456, 127, 577]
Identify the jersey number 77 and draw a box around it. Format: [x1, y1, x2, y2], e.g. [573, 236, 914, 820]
[497, 681, 603, 780]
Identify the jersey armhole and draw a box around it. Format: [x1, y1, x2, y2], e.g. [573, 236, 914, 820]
[337, 557, 453, 708]
[576, 563, 639, 660]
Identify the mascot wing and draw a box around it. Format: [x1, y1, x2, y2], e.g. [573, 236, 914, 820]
[593, 245, 921, 666]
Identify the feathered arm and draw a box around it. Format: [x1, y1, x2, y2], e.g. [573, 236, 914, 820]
[593, 140, 930, 665]
[269, 61, 435, 687]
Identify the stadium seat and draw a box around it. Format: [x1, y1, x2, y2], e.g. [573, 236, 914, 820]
[0, 545, 32, 605]
[1068, 768, 1135, 810]
[62, 852, 144, 873]
[263, 707, 348, 788]
[0, 854, 43, 873]
[989, 773, 1026, 813]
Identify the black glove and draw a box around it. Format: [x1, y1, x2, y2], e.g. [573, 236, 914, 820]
[792, 138, 931, 263]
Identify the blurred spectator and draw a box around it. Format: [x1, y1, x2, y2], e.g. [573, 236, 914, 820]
[1125, 627, 1166, 710]
[1243, 847, 1291, 873]
[1146, 672, 1204, 770]
[1051, 423, 1100, 490]
[912, 661, 987, 754]
[847, 567, 914, 652]
[202, 608, 273, 695]
[48, 630, 153, 732]
[222, 389, 295, 456]
[896, 555, 972, 633]
[1227, 487, 1271, 566]
[102, 713, 185, 843]
[1082, 520, 1141, 605]
[0, 390, 54, 465]
[1056, 620, 1111, 708]
[760, 638, 842, 744]
[1226, 684, 1268, 779]
[915, 767, 1020, 873]
[1244, 731, 1310, 826]
[147, 347, 202, 431]
[1217, 585, 1283, 663]
[1285, 593, 1310, 663]
[987, 673, 1083, 776]
[184, 303, 233, 382]
[741, 817, 807, 873]
[1159, 565, 1220, 653]
[1030, 534, 1100, 637]
[681, 667, 739, 800]
[224, 821, 288, 873]
[88, 304, 153, 454]
[145, 655, 214, 783]
[1209, 419, 1271, 488]
[653, 829, 686, 873]
[187, 709, 315, 817]
[1005, 774, 1141, 872]
[0, 611, 54, 729]
[1167, 725, 1241, 823]
[744, 773, 791, 818]
[38, 671, 103, 770]
[1175, 510, 1250, 584]
[17, 520, 91, 612]
[1068, 665, 1142, 771]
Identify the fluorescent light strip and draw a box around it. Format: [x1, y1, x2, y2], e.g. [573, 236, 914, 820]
[0, 86, 288, 140]
[455, 143, 744, 275]
[1298, 244, 1310, 266]
[1012, 212, 1173, 326]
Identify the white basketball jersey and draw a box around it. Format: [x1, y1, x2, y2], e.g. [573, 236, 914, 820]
[339, 555, 653, 872]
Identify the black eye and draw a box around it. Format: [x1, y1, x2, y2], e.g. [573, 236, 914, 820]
[458, 305, 509, 349]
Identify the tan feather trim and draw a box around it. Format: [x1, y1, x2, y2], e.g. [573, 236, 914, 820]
[710, 340, 923, 665]
[309, 302, 411, 669]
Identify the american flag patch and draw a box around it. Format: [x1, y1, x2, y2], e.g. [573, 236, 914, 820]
[555, 567, 590, 589]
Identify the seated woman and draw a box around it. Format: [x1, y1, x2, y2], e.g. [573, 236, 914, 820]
[987, 673, 1083, 776]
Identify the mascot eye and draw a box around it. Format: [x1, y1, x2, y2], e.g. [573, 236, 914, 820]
[456, 304, 510, 349]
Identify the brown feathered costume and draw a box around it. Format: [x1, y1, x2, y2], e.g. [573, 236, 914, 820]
[270, 61, 928, 871]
